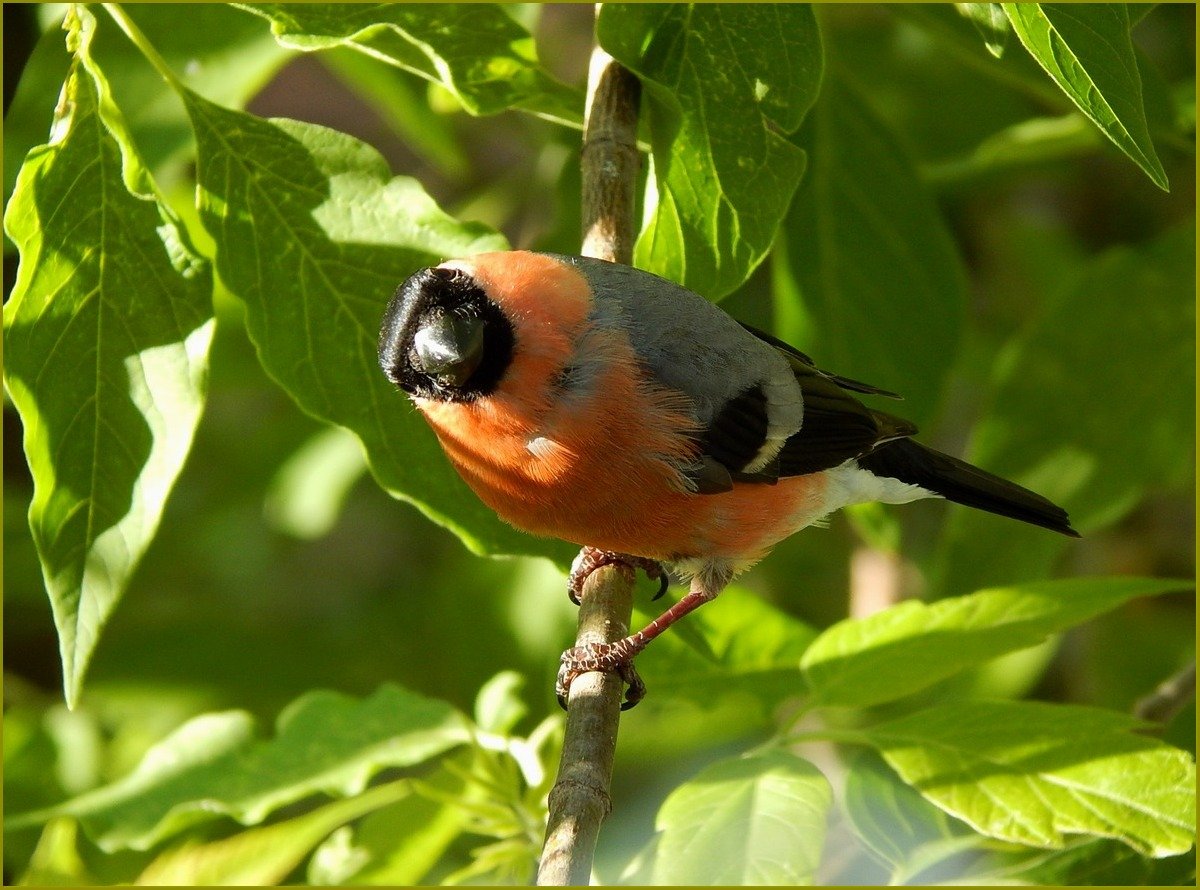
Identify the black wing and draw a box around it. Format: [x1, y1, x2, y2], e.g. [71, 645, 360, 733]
[687, 326, 917, 492]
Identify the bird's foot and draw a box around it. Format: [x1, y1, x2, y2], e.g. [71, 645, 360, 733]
[556, 637, 647, 711]
[567, 547, 668, 606]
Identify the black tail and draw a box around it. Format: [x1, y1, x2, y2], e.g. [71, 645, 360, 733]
[858, 439, 1079, 537]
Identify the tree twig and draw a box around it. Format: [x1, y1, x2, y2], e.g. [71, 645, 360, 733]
[1133, 660, 1196, 727]
[536, 36, 642, 888]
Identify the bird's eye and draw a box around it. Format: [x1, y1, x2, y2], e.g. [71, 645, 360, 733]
[412, 314, 485, 387]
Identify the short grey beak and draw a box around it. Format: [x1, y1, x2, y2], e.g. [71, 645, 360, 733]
[412, 314, 484, 386]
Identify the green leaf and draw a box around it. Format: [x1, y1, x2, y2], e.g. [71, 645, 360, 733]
[263, 426, 368, 540]
[5, 4, 292, 201]
[179, 90, 567, 560]
[135, 779, 413, 885]
[933, 224, 1195, 595]
[652, 749, 832, 885]
[1003, 3, 1169, 189]
[842, 752, 1193, 885]
[236, 3, 582, 127]
[318, 47, 469, 179]
[842, 749, 966, 871]
[778, 77, 968, 429]
[338, 758, 468, 885]
[473, 671, 529, 735]
[956, 3, 1011, 58]
[7, 684, 470, 852]
[599, 3, 822, 300]
[619, 585, 817, 756]
[2, 7, 215, 707]
[948, 837, 1196, 886]
[865, 700, 1197, 856]
[801, 577, 1188, 708]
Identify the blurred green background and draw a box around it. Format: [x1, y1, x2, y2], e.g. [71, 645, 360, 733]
[4, 3, 1195, 884]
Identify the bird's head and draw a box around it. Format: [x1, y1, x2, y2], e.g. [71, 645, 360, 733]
[378, 264, 515, 403]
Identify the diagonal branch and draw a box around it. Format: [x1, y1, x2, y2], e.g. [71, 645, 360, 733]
[536, 35, 642, 888]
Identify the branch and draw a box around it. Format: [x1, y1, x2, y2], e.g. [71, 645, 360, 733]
[537, 37, 642, 888]
[1134, 660, 1196, 727]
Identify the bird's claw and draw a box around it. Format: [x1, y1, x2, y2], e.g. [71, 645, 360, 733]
[567, 547, 668, 606]
[556, 640, 647, 711]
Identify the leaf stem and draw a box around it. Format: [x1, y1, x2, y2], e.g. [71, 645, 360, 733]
[101, 3, 185, 95]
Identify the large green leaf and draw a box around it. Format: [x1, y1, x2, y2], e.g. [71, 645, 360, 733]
[4, 4, 292, 201]
[7, 685, 470, 853]
[843, 748, 972, 872]
[846, 749, 1196, 884]
[179, 89, 569, 559]
[598, 3, 822, 300]
[237, 3, 582, 127]
[1003, 4, 1168, 189]
[800, 576, 1188, 709]
[2, 7, 215, 707]
[652, 749, 832, 885]
[865, 700, 1196, 856]
[778, 77, 968, 430]
[933, 224, 1195, 595]
[135, 779, 414, 885]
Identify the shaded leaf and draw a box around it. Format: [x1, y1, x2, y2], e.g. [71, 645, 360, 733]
[842, 749, 966, 871]
[237, 3, 582, 127]
[619, 586, 816, 756]
[135, 779, 413, 885]
[318, 47, 469, 179]
[599, 3, 821, 299]
[778, 77, 967, 429]
[653, 749, 832, 885]
[1003, 3, 1168, 189]
[8, 685, 470, 853]
[933, 224, 1195, 595]
[179, 90, 570, 560]
[866, 700, 1197, 856]
[801, 576, 1188, 708]
[948, 836, 1196, 886]
[2, 7, 215, 706]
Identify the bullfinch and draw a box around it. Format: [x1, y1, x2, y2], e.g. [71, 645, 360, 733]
[378, 251, 1077, 708]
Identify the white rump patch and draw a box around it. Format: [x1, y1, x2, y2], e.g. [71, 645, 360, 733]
[824, 461, 939, 512]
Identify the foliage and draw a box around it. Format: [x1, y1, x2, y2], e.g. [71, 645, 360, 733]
[4, 2, 1194, 885]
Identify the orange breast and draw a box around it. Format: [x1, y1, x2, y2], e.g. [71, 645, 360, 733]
[418, 339, 828, 564]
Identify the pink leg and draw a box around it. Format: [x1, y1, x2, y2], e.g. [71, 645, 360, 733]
[557, 568, 727, 710]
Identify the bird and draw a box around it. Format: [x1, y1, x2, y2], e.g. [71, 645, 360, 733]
[378, 250, 1078, 709]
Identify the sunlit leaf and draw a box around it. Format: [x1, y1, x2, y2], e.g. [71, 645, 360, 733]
[801, 577, 1188, 708]
[866, 700, 1196, 856]
[653, 749, 832, 885]
[3, 7, 215, 706]
[5, 5, 291, 202]
[1004, 3, 1168, 189]
[8, 685, 470, 852]
[237, 3, 582, 127]
[956, 3, 1011, 58]
[135, 779, 413, 885]
[599, 3, 822, 299]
